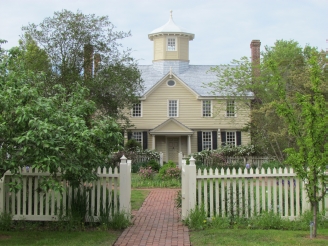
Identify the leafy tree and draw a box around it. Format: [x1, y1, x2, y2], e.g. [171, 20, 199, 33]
[0, 47, 123, 191]
[208, 40, 327, 161]
[21, 9, 143, 122]
[208, 40, 328, 237]
[269, 51, 327, 237]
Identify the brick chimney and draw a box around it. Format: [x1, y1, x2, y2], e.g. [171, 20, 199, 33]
[250, 40, 261, 64]
[250, 40, 261, 77]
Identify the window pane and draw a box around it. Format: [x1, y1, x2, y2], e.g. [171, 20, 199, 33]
[226, 131, 236, 146]
[132, 132, 142, 146]
[167, 38, 175, 51]
[202, 131, 212, 150]
[202, 100, 211, 117]
[227, 100, 235, 117]
[169, 100, 178, 117]
[132, 103, 141, 117]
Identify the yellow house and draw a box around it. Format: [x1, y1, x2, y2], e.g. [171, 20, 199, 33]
[125, 12, 257, 163]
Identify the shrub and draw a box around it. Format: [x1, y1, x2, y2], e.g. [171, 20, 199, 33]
[0, 212, 13, 231]
[144, 159, 161, 172]
[138, 166, 156, 179]
[183, 204, 208, 230]
[158, 161, 177, 179]
[261, 161, 285, 170]
[162, 167, 181, 179]
[124, 139, 141, 151]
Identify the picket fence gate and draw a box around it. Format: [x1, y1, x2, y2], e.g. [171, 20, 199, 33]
[0, 156, 131, 221]
[181, 157, 328, 220]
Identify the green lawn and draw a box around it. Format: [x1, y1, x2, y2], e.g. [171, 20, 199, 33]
[131, 189, 151, 210]
[190, 228, 328, 246]
[0, 230, 121, 246]
[0, 189, 150, 246]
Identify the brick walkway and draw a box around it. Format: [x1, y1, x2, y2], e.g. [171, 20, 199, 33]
[113, 189, 191, 246]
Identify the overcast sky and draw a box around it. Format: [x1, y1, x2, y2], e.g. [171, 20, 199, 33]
[0, 0, 326, 65]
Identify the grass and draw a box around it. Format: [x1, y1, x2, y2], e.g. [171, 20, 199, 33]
[0, 230, 121, 246]
[0, 189, 151, 245]
[131, 189, 151, 210]
[131, 173, 181, 188]
[189, 228, 328, 246]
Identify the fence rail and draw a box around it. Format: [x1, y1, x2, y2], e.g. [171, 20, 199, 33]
[0, 156, 131, 222]
[181, 158, 328, 220]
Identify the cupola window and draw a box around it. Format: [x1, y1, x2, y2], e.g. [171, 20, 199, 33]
[167, 38, 176, 51]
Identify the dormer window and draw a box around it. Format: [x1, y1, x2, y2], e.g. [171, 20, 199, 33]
[167, 37, 176, 51]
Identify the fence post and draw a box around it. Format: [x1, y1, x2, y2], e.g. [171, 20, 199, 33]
[188, 157, 197, 215]
[119, 155, 131, 217]
[0, 175, 5, 213]
[181, 160, 188, 220]
[159, 152, 163, 166]
[178, 152, 182, 168]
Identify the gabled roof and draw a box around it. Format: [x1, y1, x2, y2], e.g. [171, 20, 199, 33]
[150, 118, 194, 135]
[137, 64, 254, 98]
[141, 72, 199, 100]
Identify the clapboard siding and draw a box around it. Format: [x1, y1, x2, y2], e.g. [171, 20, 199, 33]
[129, 77, 251, 130]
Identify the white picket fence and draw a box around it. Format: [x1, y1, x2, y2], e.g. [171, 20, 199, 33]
[0, 156, 131, 221]
[181, 157, 328, 220]
[178, 152, 275, 168]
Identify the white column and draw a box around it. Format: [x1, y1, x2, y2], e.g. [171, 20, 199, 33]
[188, 135, 191, 155]
[152, 135, 155, 150]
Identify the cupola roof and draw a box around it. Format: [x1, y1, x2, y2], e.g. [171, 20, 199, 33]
[148, 11, 195, 41]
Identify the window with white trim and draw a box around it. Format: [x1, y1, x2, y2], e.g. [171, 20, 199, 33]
[202, 100, 212, 117]
[202, 131, 212, 150]
[167, 38, 176, 51]
[226, 131, 236, 146]
[168, 100, 178, 117]
[226, 100, 236, 117]
[132, 103, 141, 117]
[132, 132, 142, 146]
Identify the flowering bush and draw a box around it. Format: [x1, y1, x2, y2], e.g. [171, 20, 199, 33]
[138, 167, 156, 179]
[162, 167, 181, 179]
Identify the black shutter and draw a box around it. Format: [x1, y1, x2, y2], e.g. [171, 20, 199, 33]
[221, 131, 226, 146]
[236, 131, 241, 146]
[212, 131, 217, 150]
[197, 131, 202, 152]
[143, 131, 148, 150]
[128, 132, 132, 140]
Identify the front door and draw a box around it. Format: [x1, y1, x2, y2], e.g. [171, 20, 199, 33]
[167, 137, 179, 163]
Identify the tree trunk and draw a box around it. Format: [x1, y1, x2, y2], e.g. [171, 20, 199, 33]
[313, 202, 317, 237]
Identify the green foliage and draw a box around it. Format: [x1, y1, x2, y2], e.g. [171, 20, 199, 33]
[131, 173, 181, 188]
[183, 204, 208, 230]
[145, 159, 161, 172]
[109, 210, 131, 230]
[21, 9, 143, 120]
[0, 47, 123, 189]
[158, 161, 179, 180]
[175, 190, 182, 209]
[124, 139, 141, 151]
[109, 149, 160, 169]
[261, 161, 285, 170]
[0, 211, 13, 230]
[138, 166, 156, 180]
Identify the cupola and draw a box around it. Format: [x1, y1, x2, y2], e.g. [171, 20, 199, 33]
[148, 11, 195, 74]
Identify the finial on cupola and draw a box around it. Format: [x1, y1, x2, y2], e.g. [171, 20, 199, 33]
[170, 10, 173, 18]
